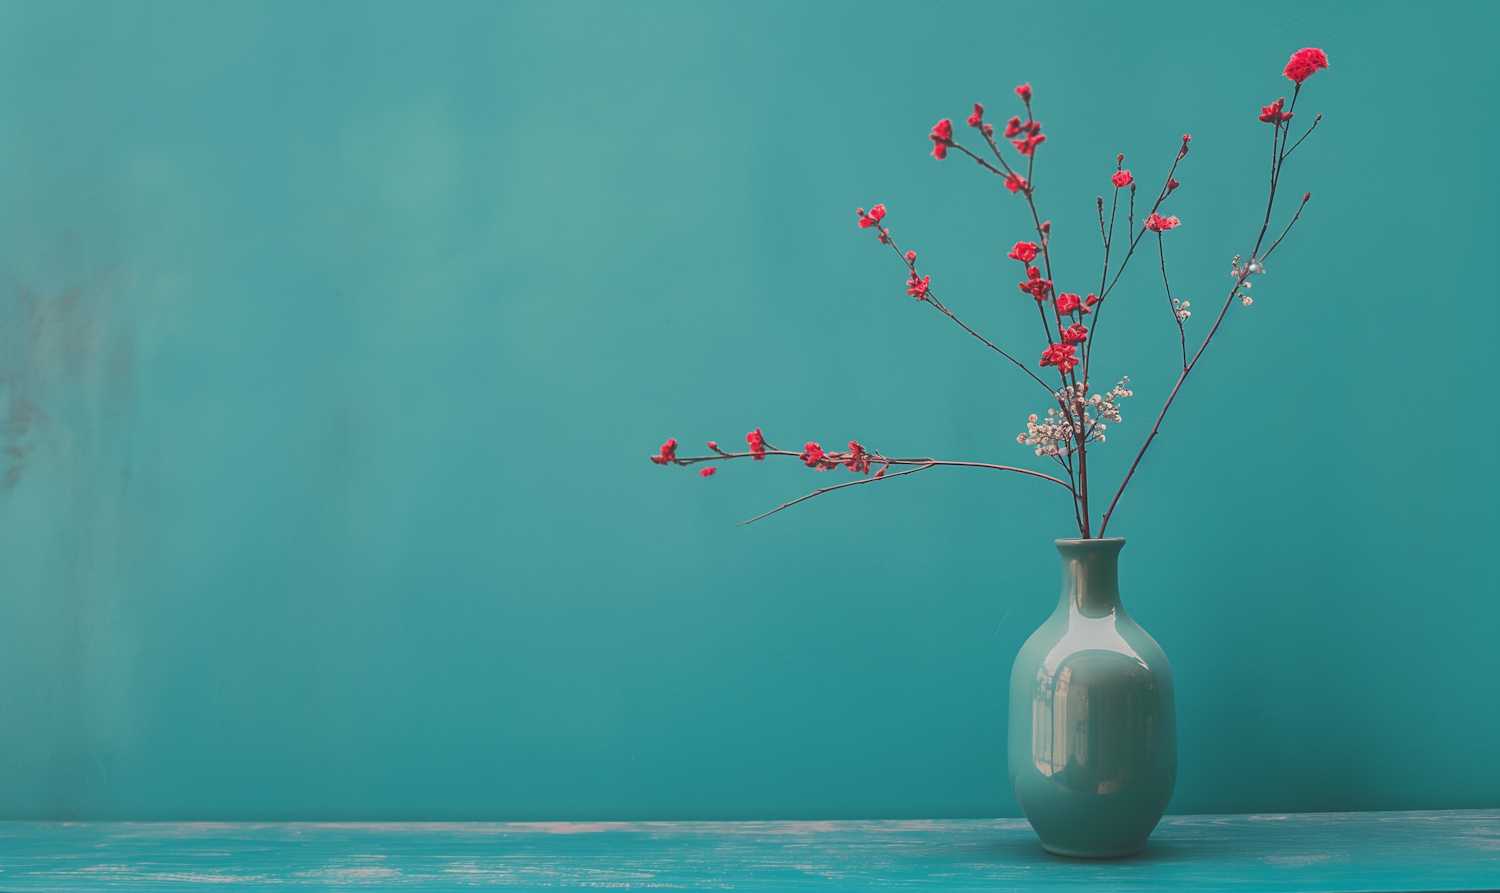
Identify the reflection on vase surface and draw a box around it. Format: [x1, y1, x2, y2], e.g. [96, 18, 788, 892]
[1030, 650, 1161, 794]
[1008, 538, 1176, 859]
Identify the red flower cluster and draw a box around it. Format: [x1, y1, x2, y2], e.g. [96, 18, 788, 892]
[1040, 343, 1078, 374]
[1166, 177, 1181, 193]
[967, 103, 984, 128]
[700, 467, 716, 477]
[906, 272, 931, 300]
[1004, 173, 1028, 194]
[1055, 293, 1093, 316]
[1144, 212, 1181, 232]
[1018, 265, 1052, 301]
[1283, 47, 1329, 85]
[930, 118, 954, 159]
[1002, 116, 1045, 155]
[800, 442, 839, 470]
[1259, 97, 1293, 124]
[1015, 133, 1046, 155]
[844, 441, 871, 474]
[1111, 170, 1133, 188]
[857, 205, 887, 228]
[1007, 241, 1039, 263]
[1061, 322, 1089, 344]
[747, 428, 766, 460]
[1015, 83, 1032, 102]
[651, 438, 678, 465]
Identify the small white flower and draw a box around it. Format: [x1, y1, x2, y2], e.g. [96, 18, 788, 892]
[1016, 377, 1132, 458]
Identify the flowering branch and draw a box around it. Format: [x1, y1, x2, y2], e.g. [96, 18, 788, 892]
[649, 432, 1073, 526]
[1098, 48, 1327, 536]
[856, 205, 1055, 395]
[652, 48, 1328, 540]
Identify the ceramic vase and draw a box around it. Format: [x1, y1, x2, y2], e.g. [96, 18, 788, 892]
[1008, 537, 1176, 858]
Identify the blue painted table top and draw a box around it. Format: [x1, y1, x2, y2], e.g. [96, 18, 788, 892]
[0, 810, 1496, 891]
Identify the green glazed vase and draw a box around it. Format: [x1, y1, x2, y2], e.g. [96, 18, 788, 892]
[1008, 538, 1176, 858]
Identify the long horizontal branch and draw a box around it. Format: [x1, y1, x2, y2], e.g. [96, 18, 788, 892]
[667, 448, 1073, 490]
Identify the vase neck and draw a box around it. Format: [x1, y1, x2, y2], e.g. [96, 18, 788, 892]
[1055, 538, 1125, 618]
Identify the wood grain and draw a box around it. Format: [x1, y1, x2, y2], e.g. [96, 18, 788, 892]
[0, 810, 1496, 891]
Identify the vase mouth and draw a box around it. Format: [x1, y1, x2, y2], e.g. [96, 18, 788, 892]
[1054, 537, 1125, 546]
[1054, 537, 1126, 551]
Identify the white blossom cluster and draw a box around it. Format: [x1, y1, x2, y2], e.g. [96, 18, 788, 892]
[1230, 253, 1267, 280]
[1173, 298, 1191, 321]
[1230, 253, 1262, 305]
[1016, 378, 1133, 458]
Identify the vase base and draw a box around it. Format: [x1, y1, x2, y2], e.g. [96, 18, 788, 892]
[1041, 842, 1145, 860]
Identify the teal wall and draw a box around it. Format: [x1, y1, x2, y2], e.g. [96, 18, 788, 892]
[0, 1, 1495, 821]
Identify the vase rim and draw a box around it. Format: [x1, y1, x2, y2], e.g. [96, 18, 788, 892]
[1053, 537, 1126, 547]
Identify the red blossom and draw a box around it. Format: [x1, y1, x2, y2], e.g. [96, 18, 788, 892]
[856, 204, 887, 228]
[1283, 47, 1329, 84]
[1061, 322, 1089, 344]
[1004, 116, 1023, 138]
[906, 272, 932, 300]
[1012, 133, 1046, 155]
[800, 442, 832, 469]
[967, 103, 984, 127]
[1085, 293, 1101, 309]
[844, 441, 871, 475]
[747, 428, 766, 460]
[650, 438, 678, 466]
[707, 441, 718, 450]
[1259, 97, 1294, 124]
[930, 118, 953, 159]
[700, 467, 716, 477]
[1055, 293, 1090, 316]
[1007, 241, 1039, 263]
[1004, 173, 1028, 194]
[1019, 268, 1052, 301]
[905, 250, 916, 263]
[1144, 212, 1181, 232]
[1039, 343, 1078, 374]
[1167, 178, 1181, 193]
[1111, 170, 1133, 188]
[1015, 83, 1032, 102]
[982, 123, 993, 137]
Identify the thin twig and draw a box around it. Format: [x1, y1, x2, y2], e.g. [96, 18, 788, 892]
[1261, 193, 1311, 262]
[1158, 233, 1187, 370]
[872, 226, 1055, 394]
[736, 465, 932, 526]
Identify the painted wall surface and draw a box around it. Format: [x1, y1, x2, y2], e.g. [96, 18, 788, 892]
[0, 1, 1495, 821]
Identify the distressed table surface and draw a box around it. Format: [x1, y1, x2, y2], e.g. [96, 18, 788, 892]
[0, 811, 1496, 892]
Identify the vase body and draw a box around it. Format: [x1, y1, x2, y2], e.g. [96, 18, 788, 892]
[1008, 538, 1176, 858]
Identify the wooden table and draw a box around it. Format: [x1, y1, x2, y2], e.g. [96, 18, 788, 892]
[0, 810, 1496, 891]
